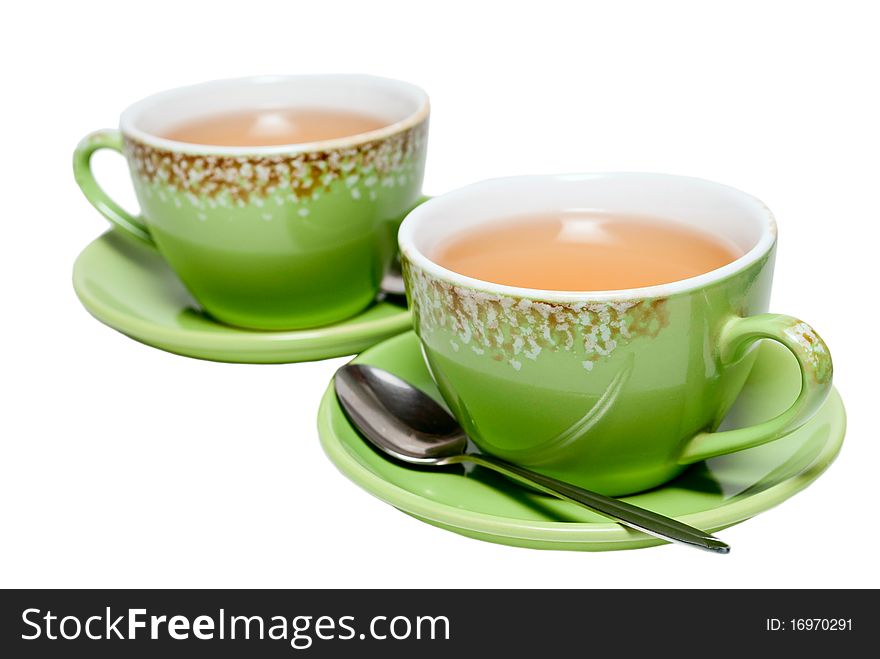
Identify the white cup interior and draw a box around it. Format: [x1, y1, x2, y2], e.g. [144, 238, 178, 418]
[120, 74, 429, 153]
[399, 173, 776, 300]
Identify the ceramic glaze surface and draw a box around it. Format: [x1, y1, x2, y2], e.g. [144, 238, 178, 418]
[317, 332, 845, 551]
[405, 251, 775, 494]
[74, 75, 429, 330]
[72, 232, 412, 363]
[399, 174, 832, 496]
[126, 125, 426, 330]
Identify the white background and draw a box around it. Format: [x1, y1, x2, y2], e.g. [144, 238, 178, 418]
[2, 0, 877, 588]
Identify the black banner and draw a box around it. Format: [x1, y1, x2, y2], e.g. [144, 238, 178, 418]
[0, 590, 870, 657]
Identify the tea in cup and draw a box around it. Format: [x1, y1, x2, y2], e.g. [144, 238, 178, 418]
[74, 75, 429, 330]
[400, 173, 832, 495]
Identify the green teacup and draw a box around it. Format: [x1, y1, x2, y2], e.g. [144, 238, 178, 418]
[400, 173, 833, 496]
[74, 75, 429, 330]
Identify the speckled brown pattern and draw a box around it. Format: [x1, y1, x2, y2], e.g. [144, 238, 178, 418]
[123, 120, 428, 205]
[404, 259, 669, 371]
[785, 320, 833, 384]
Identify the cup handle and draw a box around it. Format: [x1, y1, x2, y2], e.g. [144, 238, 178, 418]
[677, 314, 833, 464]
[73, 129, 154, 244]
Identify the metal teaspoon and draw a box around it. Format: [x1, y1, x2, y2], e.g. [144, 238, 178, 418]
[334, 363, 730, 554]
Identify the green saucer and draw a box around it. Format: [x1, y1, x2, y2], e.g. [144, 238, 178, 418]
[73, 231, 411, 363]
[318, 332, 846, 551]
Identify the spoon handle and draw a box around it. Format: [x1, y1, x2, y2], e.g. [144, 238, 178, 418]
[457, 453, 729, 553]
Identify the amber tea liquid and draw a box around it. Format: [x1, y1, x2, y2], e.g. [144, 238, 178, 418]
[433, 211, 742, 290]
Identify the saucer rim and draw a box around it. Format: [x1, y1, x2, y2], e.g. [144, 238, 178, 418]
[318, 332, 846, 547]
[73, 231, 412, 363]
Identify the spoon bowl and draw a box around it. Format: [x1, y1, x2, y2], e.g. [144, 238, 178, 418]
[334, 364, 467, 463]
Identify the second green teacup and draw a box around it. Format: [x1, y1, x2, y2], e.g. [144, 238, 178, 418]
[74, 75, 429, 330]
[400, 173, 833, 496]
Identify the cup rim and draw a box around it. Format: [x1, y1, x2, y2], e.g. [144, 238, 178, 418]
[119, 74, 430, 156]
[399, 172, 778, 302]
